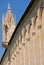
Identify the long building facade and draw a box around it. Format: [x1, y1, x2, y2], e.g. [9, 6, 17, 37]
[0, 0, 44, 65]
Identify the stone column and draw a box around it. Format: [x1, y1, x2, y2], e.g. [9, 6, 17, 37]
[12, 48, 15, 65]
[11, 47, 15, 65]
[26, 24, 31, 65]
[32, 16, 36, 65]
[42, 4, 44, 65]
[37, 8, 42, 65]
[19, 35, 22, 65]
[16, 41, 19, 65]
[22, 28, 26, 65]
[14, 53, 17, 65]
[14, 45, 17, 65]
[10, 49, 12, 65]
[8, 48, 11, 65]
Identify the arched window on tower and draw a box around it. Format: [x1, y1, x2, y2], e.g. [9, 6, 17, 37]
[5, 25, 8, 41]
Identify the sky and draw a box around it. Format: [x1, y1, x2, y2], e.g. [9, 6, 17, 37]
[0, 0, 30, 60]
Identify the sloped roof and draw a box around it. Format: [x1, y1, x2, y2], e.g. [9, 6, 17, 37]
[1, 0, 35, 62]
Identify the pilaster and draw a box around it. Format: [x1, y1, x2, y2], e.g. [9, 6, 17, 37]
[22, 28, 26, 65]
[37, 7, 42, 65]
[19, 35, 22, 65]
[32, 16, 37, 65]
[26, 24, 31, 65]
[16, 41, 19, 65]
[14, 45, 17, 65]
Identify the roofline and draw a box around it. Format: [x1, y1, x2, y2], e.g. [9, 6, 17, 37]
[1, 0, 35, 62]
[0, 61, 1, 64]
[1, 49, 7, 62]
[8, 0, 35, 45]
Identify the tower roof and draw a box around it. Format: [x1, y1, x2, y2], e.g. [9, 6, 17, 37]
[8, 3, 11, 10]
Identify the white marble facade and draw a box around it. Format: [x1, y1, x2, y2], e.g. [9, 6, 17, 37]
[1, 0, 44, 65]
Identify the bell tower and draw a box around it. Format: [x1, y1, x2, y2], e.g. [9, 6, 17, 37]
[2, 4, 16, 48]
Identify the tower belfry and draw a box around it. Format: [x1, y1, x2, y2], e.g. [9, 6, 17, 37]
[2, 4, 16, 48]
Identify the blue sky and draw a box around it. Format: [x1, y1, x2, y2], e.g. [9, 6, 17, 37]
[0, 0, 30, 60]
